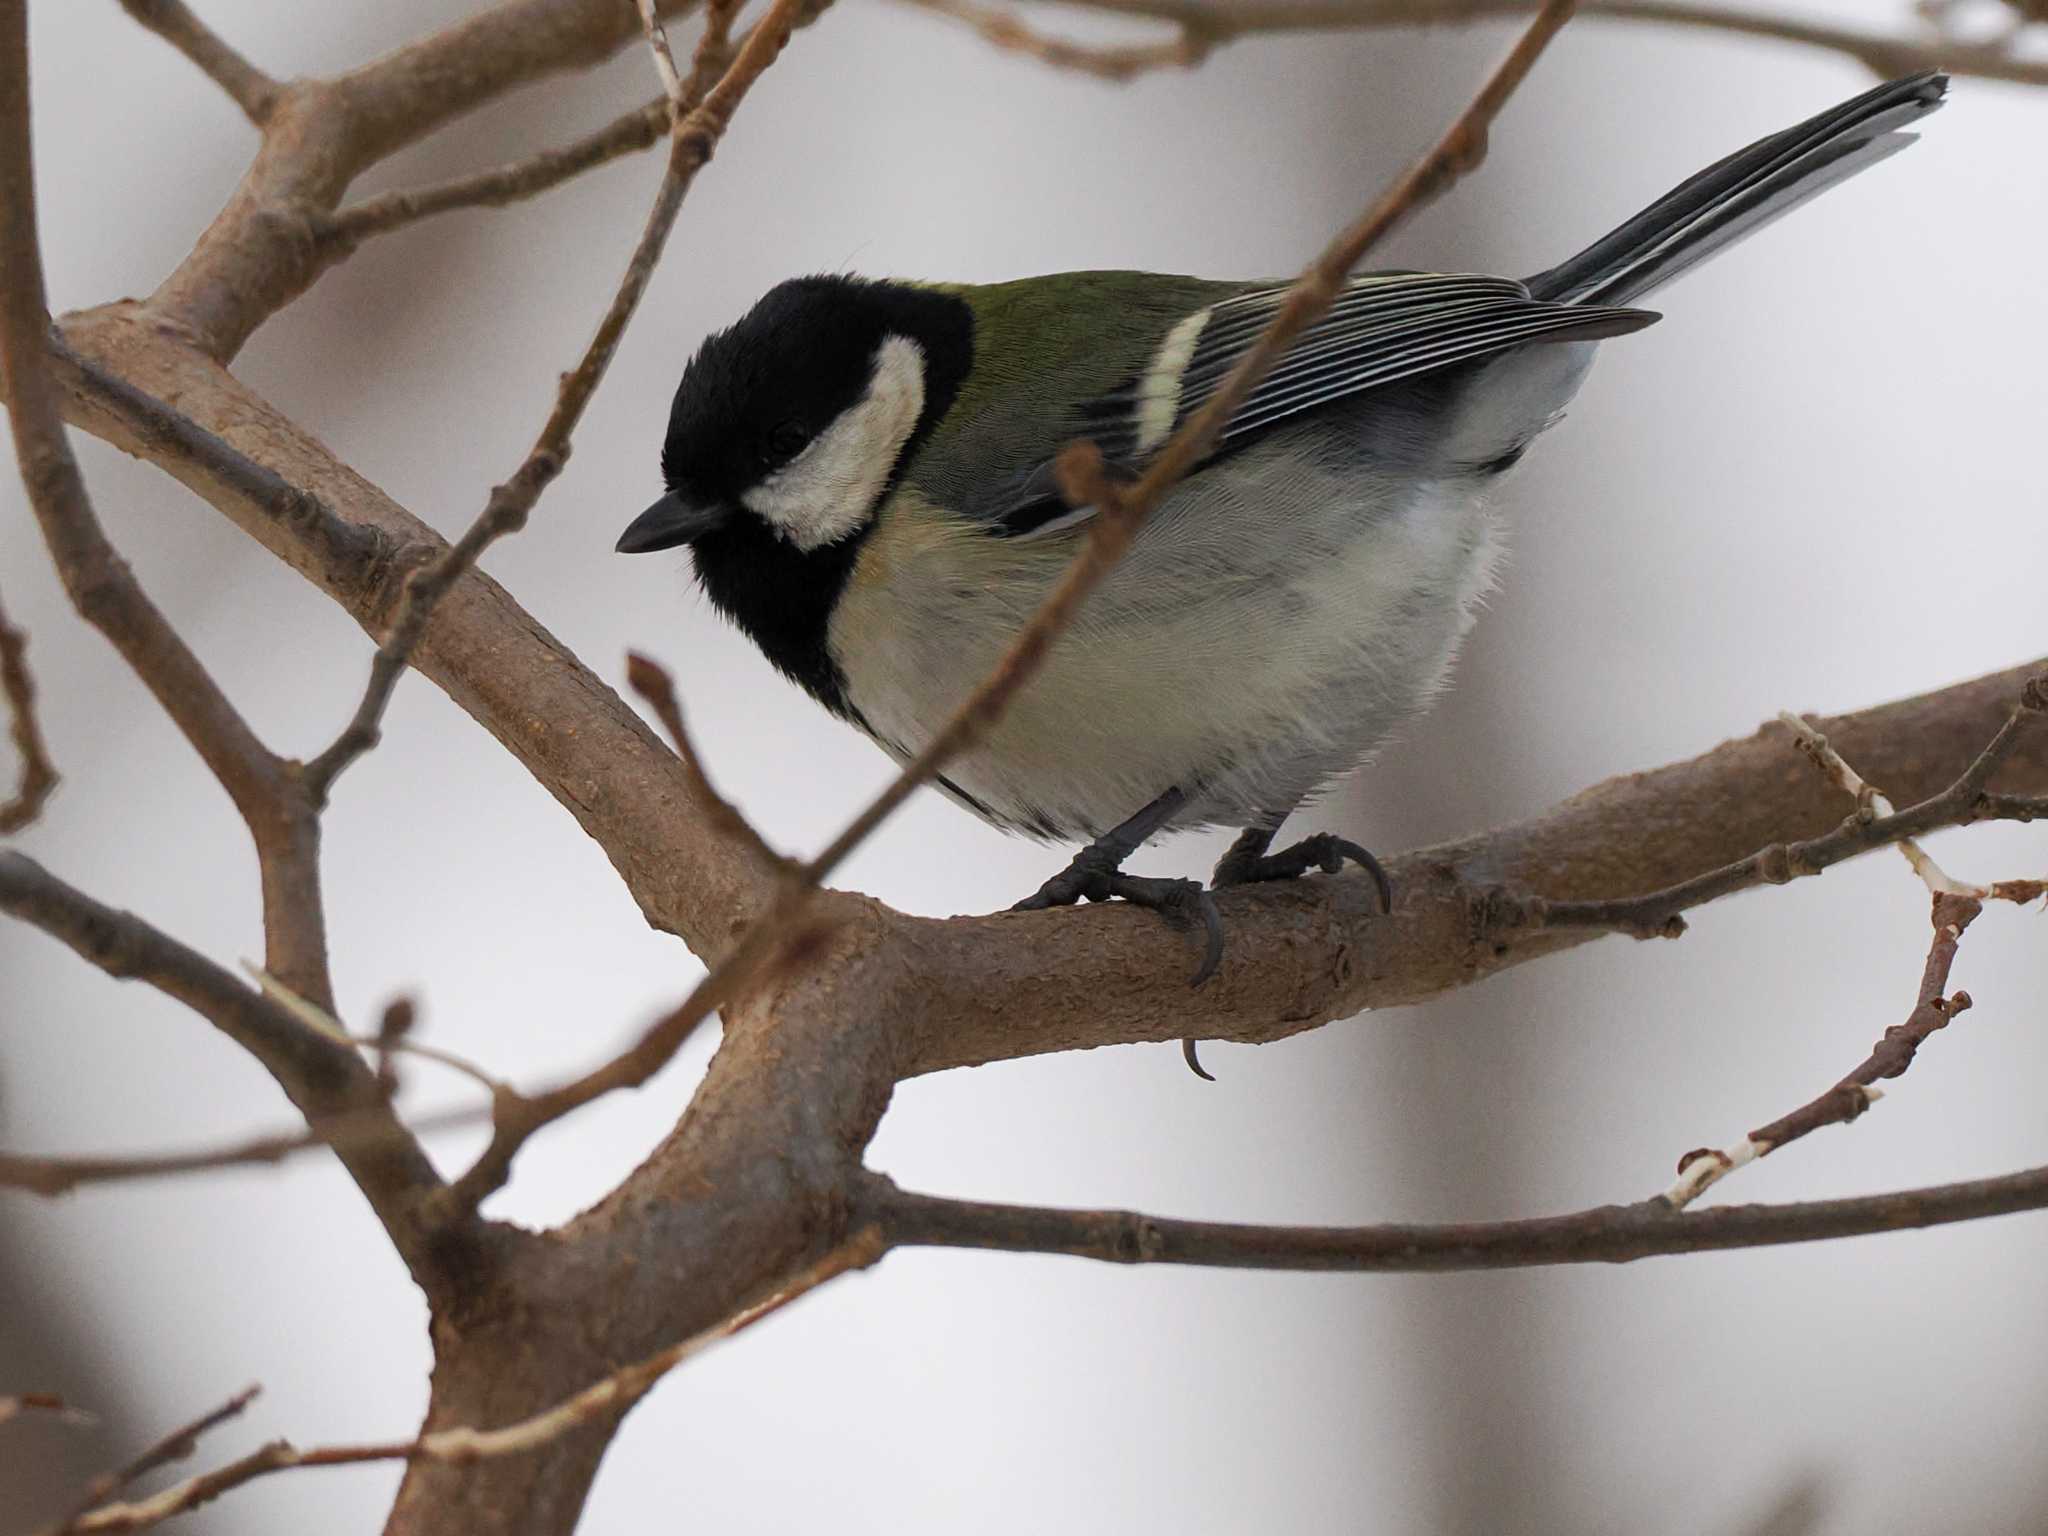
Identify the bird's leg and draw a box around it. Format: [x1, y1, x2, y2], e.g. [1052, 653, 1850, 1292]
[1012, 786, 1225, 989]
[1211, 820, 1394, 913]
[1173, 818, 1396, 1082]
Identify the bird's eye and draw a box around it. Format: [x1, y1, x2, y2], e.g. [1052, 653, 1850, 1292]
[765, 421, 809, 464]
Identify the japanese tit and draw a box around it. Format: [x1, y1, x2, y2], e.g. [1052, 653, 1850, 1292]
[618, 72, 1946, 1002]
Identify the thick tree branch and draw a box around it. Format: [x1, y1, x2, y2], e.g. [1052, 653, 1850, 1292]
[113, 0, 277, 124]
[0, 584, 57, 831]
[894, 657, 2048, 1074]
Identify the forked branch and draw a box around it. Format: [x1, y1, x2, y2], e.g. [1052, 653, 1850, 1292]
[1527, 679, 2046, 939]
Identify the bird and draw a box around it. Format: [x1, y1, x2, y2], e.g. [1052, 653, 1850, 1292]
[617, 70, 1947, 1072]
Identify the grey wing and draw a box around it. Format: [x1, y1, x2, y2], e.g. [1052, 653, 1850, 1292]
[974, 272, 1657, 537]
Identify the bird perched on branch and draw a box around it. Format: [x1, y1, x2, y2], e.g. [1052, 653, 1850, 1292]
[618, 71, 1947, 1072]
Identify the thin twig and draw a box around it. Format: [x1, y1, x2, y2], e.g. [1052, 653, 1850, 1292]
[1662, 891, 1983, 1209]
[899, 0, 1212, 77]
[0, 585, 58, 832]
[625, 652, 786, 871]
[1531, 679, 2048, 938]
[61, 1384, 261, 1527]
[113, 0, 277, 125]
[299, 0, 817, 806]
[0, 1099, 497, 1199]
[50, 1233, 882, 1536]
[865, 1157, 2048, 1271]
[0, 1394, 97, 1429]
[636, 0, 689, 108]
[1779, 711, 1976, 896]
[1022, 0, 2048, 88]
[318, 101, 672, 247]
[241, 962, 507, 1093]
[1118, 0, 1580, 511]
[442, 958, 753, 1208]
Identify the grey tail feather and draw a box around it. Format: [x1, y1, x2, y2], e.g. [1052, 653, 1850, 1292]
[1525, 71, 1947, 307]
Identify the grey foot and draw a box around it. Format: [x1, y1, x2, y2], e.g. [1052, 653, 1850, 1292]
[1013, 856, 1225, 991]
[1212, 830, 1394, 914]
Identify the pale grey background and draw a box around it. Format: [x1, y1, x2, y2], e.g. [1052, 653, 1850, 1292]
[3, 2, 2044, 1532]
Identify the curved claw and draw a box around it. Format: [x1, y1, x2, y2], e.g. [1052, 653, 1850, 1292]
[1182, 1038, 1216, 1081]
[1182, 883, 1226, 987]
[1324, 837, 1394, 914]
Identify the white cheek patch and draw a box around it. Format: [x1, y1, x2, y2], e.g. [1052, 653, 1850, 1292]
[1133, 306, 1211, 453]
[743, 334, 926, 552]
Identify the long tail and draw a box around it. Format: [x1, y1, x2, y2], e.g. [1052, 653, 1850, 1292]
[1525, 71, 1947, 306]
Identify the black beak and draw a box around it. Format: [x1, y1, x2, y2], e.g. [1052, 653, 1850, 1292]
[615, 490, 727, 554]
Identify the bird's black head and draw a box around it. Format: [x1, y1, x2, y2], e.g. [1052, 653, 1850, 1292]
[615, 274, 973, 714]
[618, 274, 973, 556]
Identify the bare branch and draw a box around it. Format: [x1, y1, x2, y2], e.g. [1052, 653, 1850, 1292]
[2, 3, 354, 1012]
[113, 0, 277, 125]
[1663, 891, 1983, 1209]
[0, 1394, 97, 1429]
[442, 962, 741, 1209]
[1024, 0, 2048, 88]
[242, 962, 511, 1095]
[1780, 710, 1977, 897]
[624, 652, 786, 872]
[899, 0, 1212, 78]
[0, 584, 58, 832]
[1118, 0, 1579, 516]
[0, 851, 447, 1266]
[1530, 679, 2046, 940]
[865, 1160, 2048, 1272]
[318, 100, 671, 248]
[0, 1098, 498, 1199]
[300, 0, 819, 805]
[61, 1384, 260, 1528]
[636, 0, 690, 106]
[0, 96, 280, 830]
[51, 1232, 881, 1536]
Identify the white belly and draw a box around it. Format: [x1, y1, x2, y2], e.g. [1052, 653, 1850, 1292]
[829, 424, 1507, 840]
